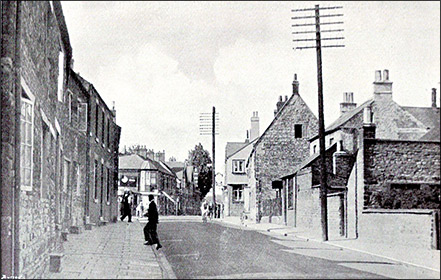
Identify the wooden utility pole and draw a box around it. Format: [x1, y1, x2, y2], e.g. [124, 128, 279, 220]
[199, 108, 219, 216]
[291, 4, 344, 241]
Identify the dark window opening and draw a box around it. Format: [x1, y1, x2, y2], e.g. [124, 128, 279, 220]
[294, 124, 303, 138]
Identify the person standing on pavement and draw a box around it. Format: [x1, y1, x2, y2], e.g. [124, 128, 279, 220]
[143, 195, 162, 250]
[120, 192, 132, 222]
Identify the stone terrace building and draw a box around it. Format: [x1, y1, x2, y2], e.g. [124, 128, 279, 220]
[1, 2, 121, 277]
[281, 70, 440, 248]
[246, 75, 318, 222]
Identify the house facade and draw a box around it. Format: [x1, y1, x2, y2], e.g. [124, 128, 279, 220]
[118, 154, 178, 216]
[1, 2, 121, 277]
[281, 70, 440, 249]
[224, 111, 259, 216]
[246, 75, 318, 222]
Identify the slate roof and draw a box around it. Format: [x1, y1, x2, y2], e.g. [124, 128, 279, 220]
[225, 138, 257, 161]
[309, 99, 374, 141]
[119, 154, 175, 176]
[225, 142, 249, 160]
[281, 143, 337, 179]
[403, 106, 440, 141]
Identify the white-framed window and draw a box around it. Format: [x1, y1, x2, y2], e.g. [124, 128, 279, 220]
[106, 168, 111, 203]
[94, 159, 98, 201]
[75, 162, 81, 196]
[232, 185, 244, 202]
[57, 49, 65, 102]
[20, 92, 34, 191]
[329, 137, 334, 146]
[66, 90, 73, 123]
[78, 102, 87, 131]
[232, 160, 245, 174]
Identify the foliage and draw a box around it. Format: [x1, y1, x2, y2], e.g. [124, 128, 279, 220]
[188, 143, 213, 198]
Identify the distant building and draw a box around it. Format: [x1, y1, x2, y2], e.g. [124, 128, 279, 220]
[280, 70, 440, 249]
[118, 154, 178, 216]
[224, 111, 259, 216]
[246, 75, 318, 223]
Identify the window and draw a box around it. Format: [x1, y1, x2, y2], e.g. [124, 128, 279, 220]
[232, 160, 245, 174]
[94, 160, 98, 200]
[107, 168, 111, 202]
[63, 159, 70, 197]
[103, 166, 107, 203]
[78, 102, 87, 131]
[100, 164, 104, 202]
[95, 103, 99, 138]
[57, 50, 65, 102]
[151, 172, 157, 187]
[101, 111, 105, 144]
[313, 145, 317, 154]
[66, 90, 73, 123]
[107, 120, 110, 147]
[232, 185, 244, 202]
[294, 124, 303, 138]
[20, 95, 34, 191]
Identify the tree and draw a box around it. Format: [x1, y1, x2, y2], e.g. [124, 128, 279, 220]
[188, 143, 212, 198]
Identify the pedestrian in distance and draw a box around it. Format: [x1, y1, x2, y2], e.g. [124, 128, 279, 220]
[120, 192, 132, 222]
[143, 195, 162, 250]
[200, 199, 208, 223]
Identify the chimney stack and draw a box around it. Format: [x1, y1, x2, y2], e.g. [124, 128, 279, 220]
[373, 69, 393, 101]
[250, 111, 260, 141]
[362, 106, 376, 139]
[275, 95, 284, 115]
[112, 101, 116, 121]
[340, 92, 357, 115]
[432, 88, 437, 108]
[292, 73, 299, 95]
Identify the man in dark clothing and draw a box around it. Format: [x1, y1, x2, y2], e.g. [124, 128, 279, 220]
[120, 193, 132, 222]
[143, 195, 162, 250]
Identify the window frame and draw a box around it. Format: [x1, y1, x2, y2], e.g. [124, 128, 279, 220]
[232, 159, 245, 174]
[20, 91, 34, 192]
[232, 185, 244, 202]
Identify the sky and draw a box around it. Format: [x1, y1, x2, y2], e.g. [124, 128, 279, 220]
[61, 1, 440, 172]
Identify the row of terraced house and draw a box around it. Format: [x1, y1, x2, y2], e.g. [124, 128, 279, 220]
[1, 1, 121, 278]
[224, 70, 440, 250]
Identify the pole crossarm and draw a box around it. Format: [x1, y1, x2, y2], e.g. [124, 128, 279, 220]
[294, 45, 345, 50]
[292, 29, 344, 34]
[292, 21, 344, 27]
[291, 6, 342, 12]
[293, 37, 344, 42]
[292, 13, 343, 20]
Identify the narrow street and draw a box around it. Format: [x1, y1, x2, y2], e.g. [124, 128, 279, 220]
[158, 217, 439, 279]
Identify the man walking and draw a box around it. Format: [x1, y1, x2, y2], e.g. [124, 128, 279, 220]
[120, 192, 132, 222]
[143, 195, 162, 250]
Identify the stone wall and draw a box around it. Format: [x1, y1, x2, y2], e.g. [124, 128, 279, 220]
[363, 139, 440, 209]
[254, 93, 318, 218]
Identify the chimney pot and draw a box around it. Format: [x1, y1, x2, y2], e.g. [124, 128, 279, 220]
[294, 73, 297, 81]
[279, 95, 283, 102]
[375, 70, 382, 82]
[432, 88, 437, 108]
[383, 69, 389, 81]
[285, 95, 288, 102]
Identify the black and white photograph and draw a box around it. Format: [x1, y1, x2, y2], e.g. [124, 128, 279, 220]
[0, 1, 440, 279]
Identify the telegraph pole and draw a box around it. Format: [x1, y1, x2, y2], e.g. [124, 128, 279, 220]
[199, 108, 219, 216]
[292, 4, 344, 241]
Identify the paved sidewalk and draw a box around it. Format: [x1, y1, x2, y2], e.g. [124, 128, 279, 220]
[216, 216, 441, 273]
[45, 220, 163, 279]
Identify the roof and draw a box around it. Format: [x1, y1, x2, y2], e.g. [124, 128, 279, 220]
[310, 99, 374, 141]
[254, 93, 314, 148]
[119, 154, 156, 170]
[281, 142, 337, 179]
[119, 154, 175, 177]
[225, 138, 257, 161]
[225, 142, 249, 160]
[165, 161, 185, 174]
[403, 107, 440, 128]
[419, 125, 440, 141]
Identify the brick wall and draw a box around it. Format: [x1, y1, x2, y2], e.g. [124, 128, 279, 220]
[254, 93, 318, 218]
[364, 139, 440, 209]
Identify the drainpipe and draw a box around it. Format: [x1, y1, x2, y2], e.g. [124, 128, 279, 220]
[13, 1, 23, 276]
